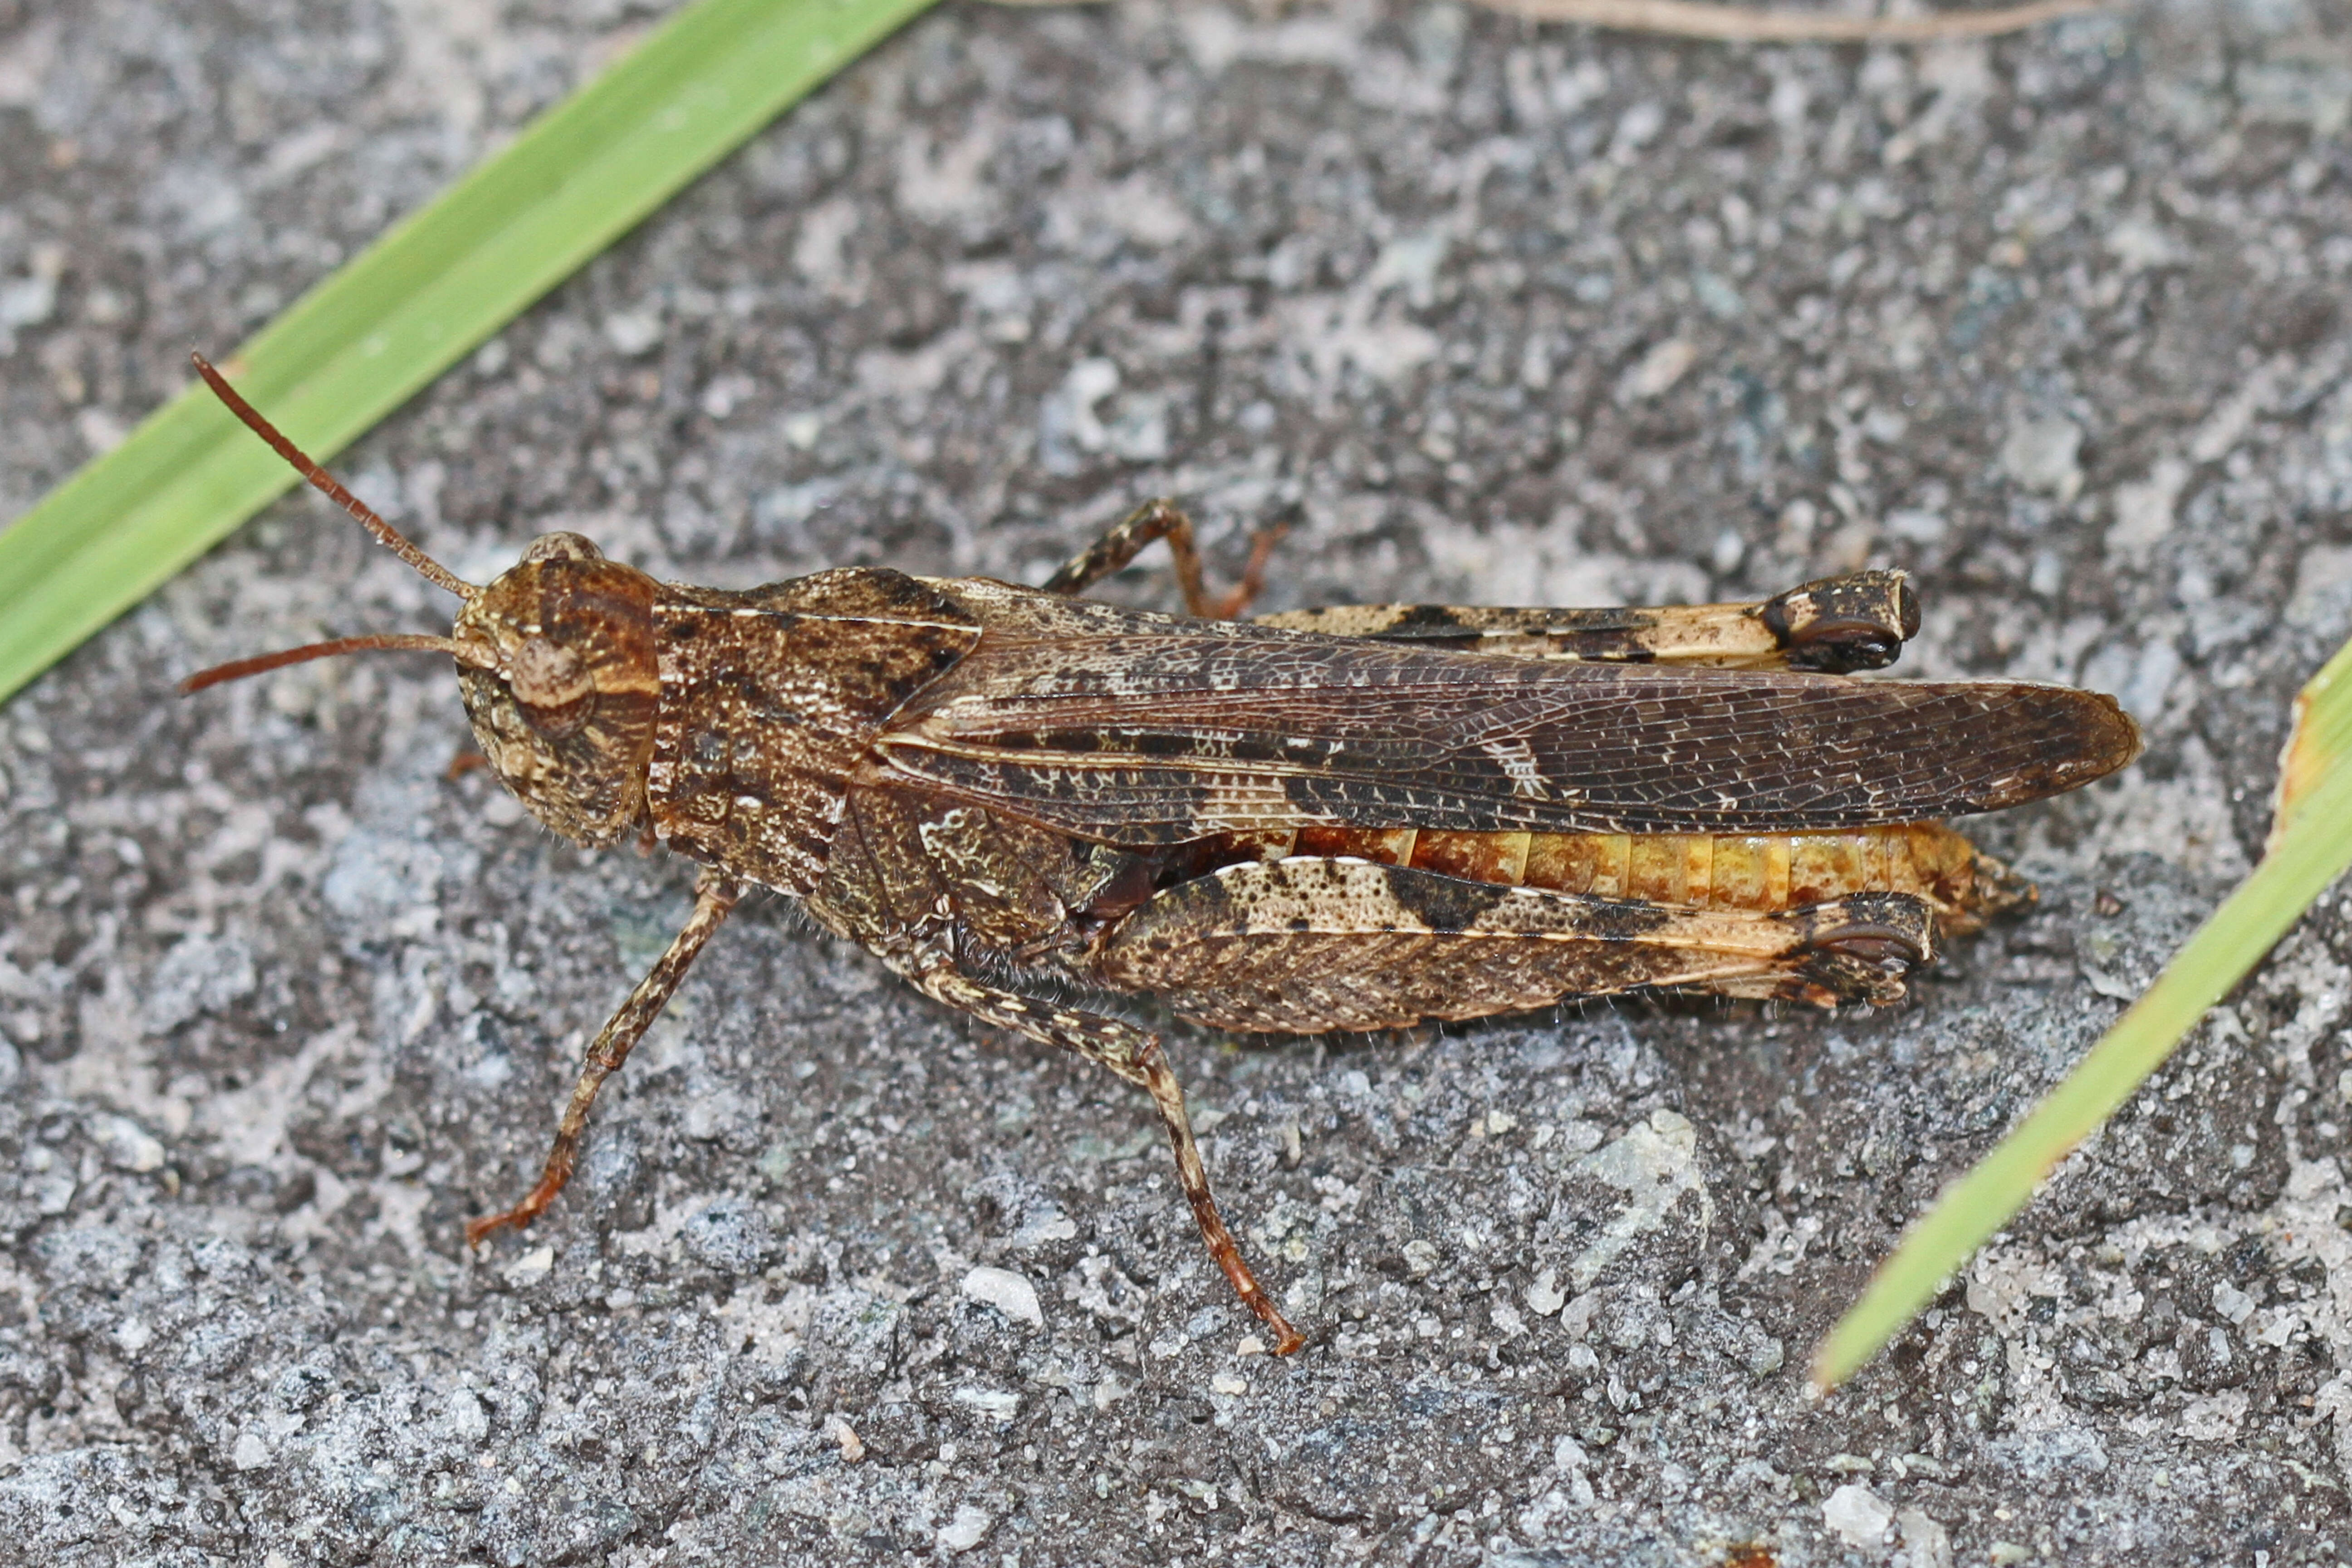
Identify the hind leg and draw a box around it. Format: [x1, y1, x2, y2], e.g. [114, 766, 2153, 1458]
[1041, 497, 1285, 620]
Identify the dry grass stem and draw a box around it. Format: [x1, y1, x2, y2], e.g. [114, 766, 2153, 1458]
[1477, 0, 2103, 41]
[987, 0, 2108, 43]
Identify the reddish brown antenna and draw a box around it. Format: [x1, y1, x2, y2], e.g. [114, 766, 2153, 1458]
[191, 352, 478, 601]
[179, 634, 499, 694]
[182, 353, 499, 695]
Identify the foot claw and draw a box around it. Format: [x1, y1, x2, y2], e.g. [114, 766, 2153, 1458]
[463, 1197, 543, 1249]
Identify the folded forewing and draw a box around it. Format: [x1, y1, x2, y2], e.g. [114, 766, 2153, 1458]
[869, 632, 2140, 843]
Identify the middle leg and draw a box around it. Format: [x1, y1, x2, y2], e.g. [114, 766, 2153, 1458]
[903, 961, 1306, 1354]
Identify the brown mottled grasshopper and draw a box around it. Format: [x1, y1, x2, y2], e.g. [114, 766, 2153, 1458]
[182, 355, 2139, 1353]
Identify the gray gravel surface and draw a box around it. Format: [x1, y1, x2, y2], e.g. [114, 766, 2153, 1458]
[6, 0, 2352, 1561]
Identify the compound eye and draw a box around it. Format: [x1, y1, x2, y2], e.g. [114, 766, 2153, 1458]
[506, 635, 594, 735]
[520, 531, 604, 564]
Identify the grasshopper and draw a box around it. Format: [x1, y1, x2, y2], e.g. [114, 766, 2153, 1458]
[181, 355, 2139, 1353]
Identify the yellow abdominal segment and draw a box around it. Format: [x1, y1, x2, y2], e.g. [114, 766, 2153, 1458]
[1239, 822, 2022, 933]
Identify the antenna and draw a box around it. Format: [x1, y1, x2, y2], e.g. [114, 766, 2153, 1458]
[191, 352, 479, 600]
[180, 634, 500, 694]
[181, 354, 501, 696]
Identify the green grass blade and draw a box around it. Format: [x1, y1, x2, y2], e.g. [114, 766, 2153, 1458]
[0, 0, 935, 707]
[2273, 633, 2352, 843]
[1813, 635, 2352, 1389]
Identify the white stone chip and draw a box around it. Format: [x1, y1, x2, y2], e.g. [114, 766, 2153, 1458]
[602, 309, 662, 357]
[1564, 1110, 1704, 1291]
[1619, 338, 1697, 402]
[960, 1265, 1043, 1328]
[1823, 1482, 1894, 1547]
[952, 1386, 1019, 1422]
[1999, 413, 2084, 500]
[100, 1115, 166, 1173]
[504, 1245, 555, 1288]
[822, 1413, 866, 1463]
[938, 1503, 994, 1553]
[441, 1388, 489, 1445]
[1898, 1506, 1956, 1568]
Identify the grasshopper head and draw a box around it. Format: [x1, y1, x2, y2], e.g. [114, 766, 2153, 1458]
[181, 357, 662, 847]
[452, 533, 661, 847]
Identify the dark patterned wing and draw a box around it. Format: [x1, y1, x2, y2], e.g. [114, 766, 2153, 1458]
[868, 631, 2140, 844]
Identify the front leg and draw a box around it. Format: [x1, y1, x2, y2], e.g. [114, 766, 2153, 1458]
[902, 962, 1305, 1355]
[1042, 497, 1285, 620]
[466, 868, 744, 1245]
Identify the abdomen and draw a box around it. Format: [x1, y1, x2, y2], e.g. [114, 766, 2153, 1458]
[1192, 823, 2026, 933]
